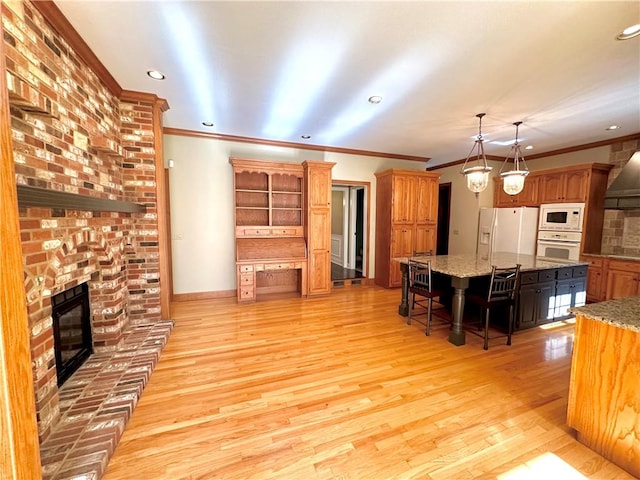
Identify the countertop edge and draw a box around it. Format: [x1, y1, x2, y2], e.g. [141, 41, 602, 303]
[571, 296, 640, 333]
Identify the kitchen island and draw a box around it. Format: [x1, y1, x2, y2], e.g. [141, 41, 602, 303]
[395, 252, 588, 345]
[567, 297, 640, 479]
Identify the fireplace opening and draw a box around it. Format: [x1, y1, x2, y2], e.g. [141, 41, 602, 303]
[52, 283, 93, 386]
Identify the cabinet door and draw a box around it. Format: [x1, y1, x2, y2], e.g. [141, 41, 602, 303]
[539, 172, 565, 203]
[391, 175, 416, 224]
[390, 226, 413, 287]
[586, 266, 603, 302]
[308, 208, 331, 295]
[605, 269, 639, 300]
[536, 282, 556, 325]
[306, 167, 331, 208]
[518, 176, 539, 205]
[517, 284, 538, 329]
[414, 225, 436, 254]
[415, 176, 438, 223]
[563, 169, 589, 202]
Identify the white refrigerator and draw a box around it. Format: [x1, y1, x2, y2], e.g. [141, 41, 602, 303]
[477, 207, 539, 256]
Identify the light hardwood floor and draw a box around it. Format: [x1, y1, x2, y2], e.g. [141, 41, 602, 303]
[103, 286, 633, 479]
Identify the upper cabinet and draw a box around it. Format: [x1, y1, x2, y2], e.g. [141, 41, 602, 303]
[391, 174, 417, 224]
[539, 168, 590, 203]
[494, 174, 540, 207]
[493, 163, 612, 255]
[231, 158, 304, 237]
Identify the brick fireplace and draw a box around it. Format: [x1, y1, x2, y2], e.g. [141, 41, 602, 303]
[3, 0, 170, 461]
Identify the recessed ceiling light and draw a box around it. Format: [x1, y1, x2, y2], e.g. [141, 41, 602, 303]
[606, 125, 620, 131]
[146, 70, 165, 80]
[617, 23, 640, 40]
[301, 135, 311, 139]
[202, 122, 214, 127]
[525, 145, 534, 150]
[368, 95, 382, 104]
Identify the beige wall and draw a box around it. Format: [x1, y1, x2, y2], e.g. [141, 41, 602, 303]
[164, 134, 426, 294]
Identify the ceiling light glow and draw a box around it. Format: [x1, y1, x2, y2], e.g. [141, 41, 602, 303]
[368, 95, 382, 104]
[525, 145, 534, 150]
[606, 125, 619, 130]
[147, 70, 165, 80]
[301, 135, 311, 139]
[617, 23, 640, 40]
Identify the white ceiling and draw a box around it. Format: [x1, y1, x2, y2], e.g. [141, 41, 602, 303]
[54, 1, 640, 167]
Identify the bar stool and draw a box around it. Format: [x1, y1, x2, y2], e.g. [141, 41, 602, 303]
[407, 259, 448, 336]
[465, 264, 521, 350]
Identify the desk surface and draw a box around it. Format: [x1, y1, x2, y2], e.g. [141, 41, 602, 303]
[396, 252, 587, 279]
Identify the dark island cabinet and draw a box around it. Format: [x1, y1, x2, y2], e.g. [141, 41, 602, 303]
[516, 266, 587, 330]
[517, 270, 556, 329]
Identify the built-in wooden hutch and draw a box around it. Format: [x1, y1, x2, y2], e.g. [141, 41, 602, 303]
[231, 158, 334, 303]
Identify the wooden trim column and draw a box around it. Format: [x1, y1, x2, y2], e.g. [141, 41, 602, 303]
[0, 31, 43, 480]
[153, 98, 171, 318]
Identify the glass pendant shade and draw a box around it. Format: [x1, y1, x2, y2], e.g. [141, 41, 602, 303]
[501, 170, 527, 195]
[464, 166, 492, 193]
[499, 121, 530, 196]
[460, 113, 493, 195]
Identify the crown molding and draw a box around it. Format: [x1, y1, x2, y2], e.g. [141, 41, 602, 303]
[163, 127, 431, 162]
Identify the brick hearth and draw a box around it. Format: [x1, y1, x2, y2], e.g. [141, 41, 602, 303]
[40, 320, 173, 480]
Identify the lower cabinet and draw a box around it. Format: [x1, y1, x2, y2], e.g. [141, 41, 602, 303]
[516, 265, 587, 330]
[517, 270, 556, 329]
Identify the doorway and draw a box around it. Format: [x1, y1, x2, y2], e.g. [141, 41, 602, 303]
[331, 182, 369, 281]
[437, 183, 451, 255]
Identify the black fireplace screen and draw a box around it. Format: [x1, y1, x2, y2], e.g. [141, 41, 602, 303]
[52, 283, 93, 386]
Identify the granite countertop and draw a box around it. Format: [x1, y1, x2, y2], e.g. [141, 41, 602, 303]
[581, 253, 640, 261]
[572, 296, 640, 332]
[396, 252, 587, 278]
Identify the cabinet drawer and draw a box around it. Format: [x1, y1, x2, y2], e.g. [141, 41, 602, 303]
[557, 268, 573, 280]
[238, 264, 254, 273]
[264, 262, 295, 270]
[538, 270, 556, 282]
[520, 272, 538, 285]
[572, 266, 587, 278]
[239, 287, 254, 300]
[608, 259, 640, 273]
[239, 273, 253, 286]
[272, 228, 298, 236]
[581, 256, 603, 268]
[240, 228, 272, 236]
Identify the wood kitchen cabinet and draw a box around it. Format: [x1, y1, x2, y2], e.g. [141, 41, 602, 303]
[493, 174, 539, 207]
[375, 169, 440, 288]
[580, 255, 607, 303]
[605, 259, 640, 299]
[539, 169, 590, 203]
[303, 161, 335, 296]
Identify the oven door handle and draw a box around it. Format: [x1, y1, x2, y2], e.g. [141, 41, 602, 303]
[537, 239, 581, 245]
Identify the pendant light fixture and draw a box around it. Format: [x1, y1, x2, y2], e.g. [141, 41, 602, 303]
[499, 121, 529, 195]
[460, 113, 492, 195]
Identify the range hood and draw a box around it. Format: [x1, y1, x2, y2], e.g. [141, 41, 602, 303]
[604, 151, 640, 209]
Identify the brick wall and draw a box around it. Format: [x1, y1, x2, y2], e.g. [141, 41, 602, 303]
[601, 138, 640, 256]
[2, 0, 164, 442]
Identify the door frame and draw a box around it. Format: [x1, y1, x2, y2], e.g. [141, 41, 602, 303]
[332, 180, 370, 279]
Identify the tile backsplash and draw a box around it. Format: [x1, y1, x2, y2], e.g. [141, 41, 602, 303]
[600, 138, 640, 257]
